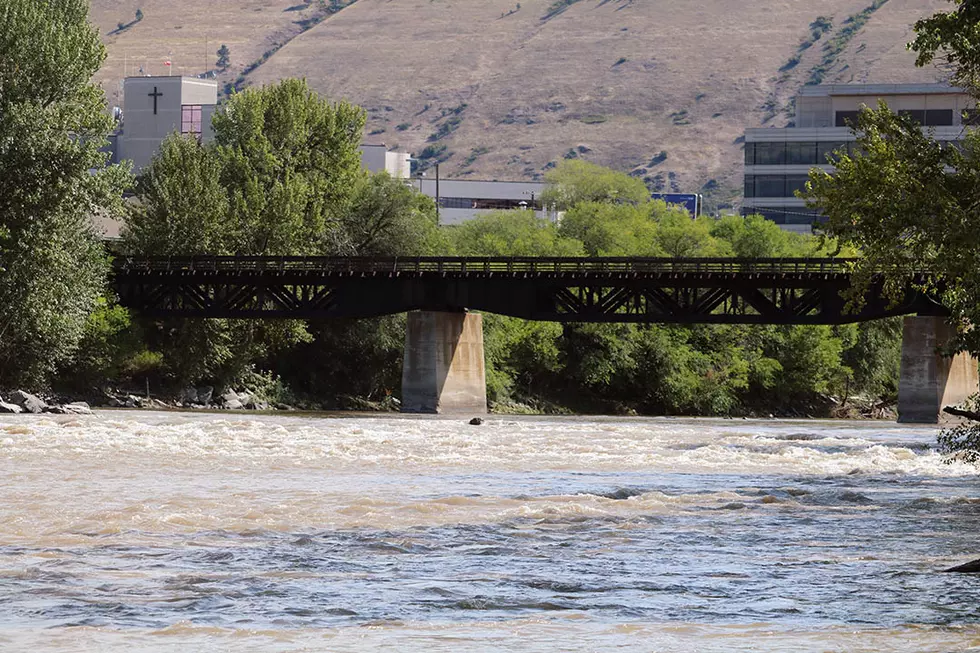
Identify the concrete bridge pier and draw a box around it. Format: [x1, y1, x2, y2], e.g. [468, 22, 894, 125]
[401, 311, 487, 414]
[898, 316, 979, 423]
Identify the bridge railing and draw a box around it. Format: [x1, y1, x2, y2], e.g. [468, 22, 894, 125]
[113, 256, 870, 275]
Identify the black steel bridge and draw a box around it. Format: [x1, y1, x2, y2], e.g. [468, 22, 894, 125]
[111, 256, 942, 325]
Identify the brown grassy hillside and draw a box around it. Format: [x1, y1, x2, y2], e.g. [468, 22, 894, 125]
[93, 0, 948, 210]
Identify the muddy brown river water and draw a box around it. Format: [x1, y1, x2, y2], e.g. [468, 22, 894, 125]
[0, 412, 979, 651]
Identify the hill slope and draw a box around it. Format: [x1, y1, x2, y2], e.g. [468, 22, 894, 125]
[93, 0, 948, 210]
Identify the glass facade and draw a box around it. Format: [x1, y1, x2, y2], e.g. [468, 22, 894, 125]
[744, 141, 850, 166]
[438, 197, 541, 211]
[744, 175, 812, 198]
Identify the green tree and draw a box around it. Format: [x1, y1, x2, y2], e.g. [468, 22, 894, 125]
[344, 172, 443, 256]
[216, 44, 230, 70]
[125, 79, 367, 387]
[541, 159, 650, 209]
[212, 78, 366, 255]
[135, 8, 143, 22]
[124, 134, 231, 254]
[447, 210, 584, 256]
[0, 0, 130, 387]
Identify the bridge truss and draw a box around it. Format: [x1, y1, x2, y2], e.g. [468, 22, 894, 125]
[112, 257, 943, 325]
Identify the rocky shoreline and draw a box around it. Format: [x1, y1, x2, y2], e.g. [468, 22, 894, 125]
[0, 386, 291, 416]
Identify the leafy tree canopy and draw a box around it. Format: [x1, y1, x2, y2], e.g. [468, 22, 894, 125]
[541, 159, 650, 210]
[0, 0, 130, 387]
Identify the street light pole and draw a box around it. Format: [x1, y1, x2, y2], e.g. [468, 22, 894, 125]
[435, 162, 440, 224]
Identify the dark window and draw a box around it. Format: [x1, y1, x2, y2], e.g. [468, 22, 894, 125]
[964, 109, 980, 126]
[744, 177, 755, 198]
[898, 109, 925, 125]
[817, 141, 847, 163]
[744, 143, 755, 165]
[835, 111, 861, 127]
[785, 141, 817, 165]
[786, 175, 810, 197]
[754, 142, 786, 165]
[181, 105, 203, 136]
[755, 176, 786, 198]
[925, 109, 954, 126]
[438, 197, 540, 210]
[760, 209, 786, 224]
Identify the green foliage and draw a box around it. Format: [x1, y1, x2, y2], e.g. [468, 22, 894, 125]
[805, 103, 980, 355]
[541, 159, 650, 209]
[910, 0, 980, 94]
[343, 172, 444, 256]
[135, 8, 143, 21]
[447, 211, 584, 257]
[0, 0, 131, 388]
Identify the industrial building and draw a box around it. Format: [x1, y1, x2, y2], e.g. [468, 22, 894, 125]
[743, 83, 973, 233]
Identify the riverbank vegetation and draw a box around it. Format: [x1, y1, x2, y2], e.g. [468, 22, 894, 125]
[65, 149, 903, 416]
[2, 0, 906, 417]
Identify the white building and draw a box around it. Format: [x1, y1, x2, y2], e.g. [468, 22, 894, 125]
[415, 178, 551, 225]
[743, 83, 974, 233]
[115, 76, 219, 172]
[359, 144, 411, 178]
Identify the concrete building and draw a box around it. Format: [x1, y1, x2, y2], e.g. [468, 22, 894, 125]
[359, 144, 411, 179]
[416, 178, 552, 225]
[116, 76, 219, 172]
[743, 83, 974, 233]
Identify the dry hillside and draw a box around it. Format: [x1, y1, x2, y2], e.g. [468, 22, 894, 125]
[92, 0, 948, 210]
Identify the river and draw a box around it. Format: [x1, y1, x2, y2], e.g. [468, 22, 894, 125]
[0, 412, 979, 651]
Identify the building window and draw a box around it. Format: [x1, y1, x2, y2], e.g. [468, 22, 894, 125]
[437, 197, 541, 211]
[755, 175, 786, 198]
[754, 142, 786, 165]
[897, 109, 926, 125]
[744, 143, 755, 166]
[925, 109, 954, 126]
[835, 111, 861, 127]
[818, 141, 847, 163]
[785, 141, 817, 165]
[181, 105, 203, 136]
[964, 109, 980, 126]
[785, 175, 810, 197]
[744, 178, 755, 199]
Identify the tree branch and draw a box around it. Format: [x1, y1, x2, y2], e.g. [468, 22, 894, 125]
[942, 406, 980, 422]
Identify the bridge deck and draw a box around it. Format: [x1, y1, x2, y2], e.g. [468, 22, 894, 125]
[111, 256, 940, 324]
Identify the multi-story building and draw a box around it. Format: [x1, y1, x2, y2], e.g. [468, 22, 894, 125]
[112, 76, 219, 172]
[743, 83, 974, 233]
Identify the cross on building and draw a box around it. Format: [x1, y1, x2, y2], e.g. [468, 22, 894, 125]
[148, 86, 162, 115]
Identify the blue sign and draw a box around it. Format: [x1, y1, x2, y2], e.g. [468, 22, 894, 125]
[651, 193, 701, 217]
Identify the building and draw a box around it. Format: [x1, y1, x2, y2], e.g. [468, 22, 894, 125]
[114, 76, 219, 172]
[743, 83, 973, 233]
[109, 76, 555, 226]
[416, 178, 552, 225]
[359, 144, 411, 179]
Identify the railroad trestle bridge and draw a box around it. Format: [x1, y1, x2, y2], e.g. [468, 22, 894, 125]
[110, 256, 971, 423]
[111, 256, 942, 324]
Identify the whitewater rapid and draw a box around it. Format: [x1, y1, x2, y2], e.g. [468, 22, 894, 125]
[0, 412, 979, 651]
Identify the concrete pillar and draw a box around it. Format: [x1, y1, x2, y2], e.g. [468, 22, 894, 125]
[401, 311, 487, 414]
[898, 316, 979, 423]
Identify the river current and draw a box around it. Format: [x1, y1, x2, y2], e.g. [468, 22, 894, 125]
[1, 412, 979, 651]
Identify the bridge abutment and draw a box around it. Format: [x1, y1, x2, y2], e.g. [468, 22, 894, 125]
[898, 316, 979, 423]
[401, 311, 487, 414]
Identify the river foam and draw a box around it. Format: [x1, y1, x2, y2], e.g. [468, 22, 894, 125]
[1, 412, 978, 651]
